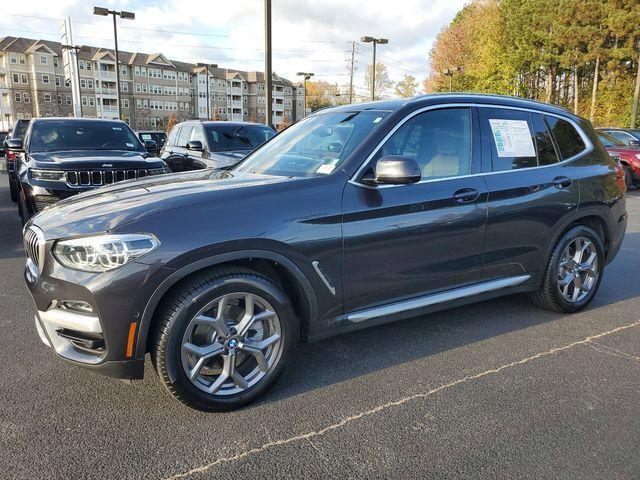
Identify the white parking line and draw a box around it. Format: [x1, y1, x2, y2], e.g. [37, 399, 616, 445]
[165, 320, 640, 480]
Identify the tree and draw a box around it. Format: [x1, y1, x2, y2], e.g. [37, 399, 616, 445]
[306, 80, 342, 111]
[395, 75, 419, 97]
[165, 114, 178, 133]
[364, 63, 394, 100]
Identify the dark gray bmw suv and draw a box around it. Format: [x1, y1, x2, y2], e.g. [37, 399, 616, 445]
[23, 94, 627, 411]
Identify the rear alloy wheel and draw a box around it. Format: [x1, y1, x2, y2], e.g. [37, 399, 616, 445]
[530, 225, 604, 313]
[152, 267, 295, 411]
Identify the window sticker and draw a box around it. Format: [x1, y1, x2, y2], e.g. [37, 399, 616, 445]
[316, 158, 339, 175]
[488, 119, 535, 157]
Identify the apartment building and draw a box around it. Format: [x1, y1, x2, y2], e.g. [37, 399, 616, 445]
[0, 36, 306, 131]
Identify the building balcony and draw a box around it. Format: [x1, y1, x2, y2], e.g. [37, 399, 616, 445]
[97, 87, 117, 96]
[230, 87, 242, 95]
[98, 69, 116, 79]
[231, 100, 242, 108]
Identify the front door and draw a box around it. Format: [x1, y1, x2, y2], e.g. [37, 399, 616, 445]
[342, 106, 487, 313]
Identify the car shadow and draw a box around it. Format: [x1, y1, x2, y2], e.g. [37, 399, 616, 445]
[252, 229, 640, 407]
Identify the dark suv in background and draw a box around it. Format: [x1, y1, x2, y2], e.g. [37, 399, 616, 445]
[23, 94, 626, 411]
[9, 117, 169, 223]
[5, 118, 31, 203]
[161, 120, 275, 172]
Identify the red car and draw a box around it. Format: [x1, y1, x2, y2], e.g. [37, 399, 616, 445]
[596, 130, 640, 189]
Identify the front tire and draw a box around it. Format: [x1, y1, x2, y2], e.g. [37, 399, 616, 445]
[530, 225, 604, 313]
[151, 267, 296, 411]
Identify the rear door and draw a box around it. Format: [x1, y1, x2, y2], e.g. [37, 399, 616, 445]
[478, 107, 581, 282]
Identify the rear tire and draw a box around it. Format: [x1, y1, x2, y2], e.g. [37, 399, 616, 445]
[151, 266, 296, 411]
[530, 225, 604, 313]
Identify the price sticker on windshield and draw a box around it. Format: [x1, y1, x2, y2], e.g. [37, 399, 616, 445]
[316, 158, 340, 175]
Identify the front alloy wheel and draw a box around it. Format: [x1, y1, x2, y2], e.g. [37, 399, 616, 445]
[152, 267, 295, 411]
[556, 237, 599, 303]
[180, 293, 283, 396]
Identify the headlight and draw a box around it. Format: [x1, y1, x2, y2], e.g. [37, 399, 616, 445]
[53, 234, 159, 272]
[31, 169, 66, 181]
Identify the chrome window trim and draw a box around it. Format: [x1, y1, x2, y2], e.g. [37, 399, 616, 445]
[348, 103, 593, 189]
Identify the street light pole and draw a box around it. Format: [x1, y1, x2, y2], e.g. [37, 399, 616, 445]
[296, 72, 314, 117]
[361, 36, 388, 101]
[264, 0, 273, 127]
[93, 7, 135, 120]
[61, 44, 84, 117]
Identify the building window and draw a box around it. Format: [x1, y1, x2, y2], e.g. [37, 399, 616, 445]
[89, 97, 95, 106]
[14, 93, 21, 102]
[66, 95, 72, 105]
[40, 54, 48, 65]
[136, 99, 142, 108]
[122, 98, 129, 108]
[42, 74, 50, 84]
[135, 83, 141, 93]
[80, 78, 87, 88]
[44, 93, 52, 102]
[88, 79, 94, 89]
[12, 73, 19, 84]
[23, 92, 30, 103]
[79, 60, 85, 70]
[82, 96, 88, 106]
[121, 66, 128, 76]
[19, 54, 26, 65]
[9, 53, 17, 64]
[121, 82, 128, 92]
[55, 76, 61, 87]
[134, 66, 140, 76]
[20, 74, 28, 84]
[53, 57, 59, 67]
[57, 94, 62, 104]
[86, 61, 92, 71]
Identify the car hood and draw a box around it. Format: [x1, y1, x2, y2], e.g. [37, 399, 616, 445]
[30, 169, 287, 240]
[29, 149, 159, 169]
[209, 150, 253, 166]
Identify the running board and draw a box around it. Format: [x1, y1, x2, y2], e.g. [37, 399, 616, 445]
[346, 275, 531, 323]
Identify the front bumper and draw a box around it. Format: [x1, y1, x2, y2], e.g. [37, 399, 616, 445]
[25, 240, 173, 379]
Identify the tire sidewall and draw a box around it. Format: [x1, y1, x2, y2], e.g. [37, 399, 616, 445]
[160, 273, 295, 410]
[548, 226, 604, 312]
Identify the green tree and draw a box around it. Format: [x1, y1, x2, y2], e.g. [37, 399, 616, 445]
[395, 75, 419, 97]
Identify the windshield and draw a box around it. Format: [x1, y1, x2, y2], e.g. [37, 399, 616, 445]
[29, 120, 144, 153]
[139, 132, 167, 145]
[13, 120, 29, 139]
[597, 131, 625, 148]
[206, 125, 275, 152]
[234, 110, 390, 177]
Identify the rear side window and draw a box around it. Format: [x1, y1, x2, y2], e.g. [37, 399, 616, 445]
[481, 107, 537, 171]
[530, 114, 559, 166]
[167, 127, 179, 146]
[176, 126, 192, 147]
[544, 116, 586, 159]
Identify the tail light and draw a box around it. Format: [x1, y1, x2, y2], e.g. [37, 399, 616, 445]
[7, 151, 16, 161]
[613, 159, 627, 193]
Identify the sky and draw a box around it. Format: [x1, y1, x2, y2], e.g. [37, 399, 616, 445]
[0, 0, 467, 97]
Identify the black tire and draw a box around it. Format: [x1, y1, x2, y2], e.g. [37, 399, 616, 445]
[9, 176, 18, 203]
[623, 165, 633, 190]
[151, 266, 296, 411]
[530, 225, 604, 313]
[18, 189, 31, 226]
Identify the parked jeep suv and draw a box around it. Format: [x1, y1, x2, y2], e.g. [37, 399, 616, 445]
[23, 94, 626, 411]
[9, 118, 169, 223]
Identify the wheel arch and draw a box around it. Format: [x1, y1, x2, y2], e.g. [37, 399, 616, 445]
[135, 249, 318, 358]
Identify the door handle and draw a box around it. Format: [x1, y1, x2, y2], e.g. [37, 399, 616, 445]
[453, 188, 480, 203]
[553, 176, 573, 188]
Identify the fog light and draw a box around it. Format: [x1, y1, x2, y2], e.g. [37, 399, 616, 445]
[58, 300, 93, 314]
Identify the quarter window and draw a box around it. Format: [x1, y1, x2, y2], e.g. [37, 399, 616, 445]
[190, 126, 205, 144]
[544, 116, 586, 160]
[177, 126, 192, 147]
[375, 107, 472, 180]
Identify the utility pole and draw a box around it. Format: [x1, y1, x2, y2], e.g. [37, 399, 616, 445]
[361, 36, 388, 101]
[296, 72, 314, 116]
[264, 0, 273, 127]
[348, 41, 356, 104]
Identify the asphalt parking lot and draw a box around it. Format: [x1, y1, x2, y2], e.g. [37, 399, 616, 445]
[1, 172, 639, 480]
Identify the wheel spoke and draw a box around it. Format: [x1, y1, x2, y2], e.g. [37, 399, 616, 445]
[183, 341, 224, 358]
[222, 351, 249, 390]
[571, 275, 583, 301]
[207, 371, 229, 394]
[242, 333, 281, 351]
[578, 252, 597, 273]
[187, 356, 207, 381]
[195, 315, 230, 338]
[558, 272, 575, 287]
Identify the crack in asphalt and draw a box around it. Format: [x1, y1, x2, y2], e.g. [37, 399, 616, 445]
[164, 320, 640, 480]
[585, 340, 640, 364]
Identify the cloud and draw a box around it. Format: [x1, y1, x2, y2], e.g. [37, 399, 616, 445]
[0, 0, 465, 93]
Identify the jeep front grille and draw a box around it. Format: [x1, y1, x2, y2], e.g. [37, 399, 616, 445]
[66, 168, 165, 187]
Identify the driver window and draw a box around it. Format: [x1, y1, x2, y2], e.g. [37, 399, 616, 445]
[375, 108, 472, 180]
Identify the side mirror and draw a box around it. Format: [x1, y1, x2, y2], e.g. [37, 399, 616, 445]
[187, 140, 203, 151]
[144, 139, 158, 151]
[362, 155, 421, 185]
[628, 140, 640, 148]
[6, 138, 23, 152]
